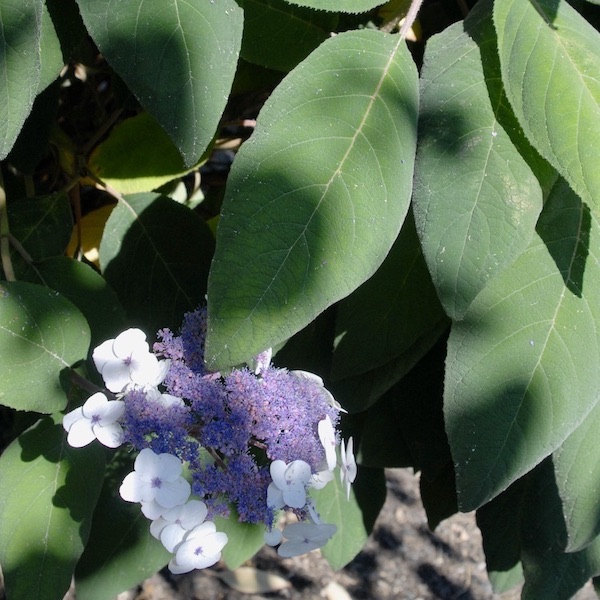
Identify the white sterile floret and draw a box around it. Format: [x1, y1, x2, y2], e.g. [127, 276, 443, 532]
[119, 448, 191, 513]
[63, 392, 125, 448]
[168, 521, 228, 573]
[277, 522, 337, 558]
[317, 415, 337, 471]
[150, 499, 208, 552]
[264, 527, 283, 546]
[267, 460, 312, 509]
[93, 328, 170, 393]
[308, 468, 334, 490]
[252, 347, 272, 376]
[340, 437, 357, 500]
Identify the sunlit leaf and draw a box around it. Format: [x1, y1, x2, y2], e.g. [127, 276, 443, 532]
[0, 415, 105, 600]
[553, 400, 600, 552]
[0, 281, 91, 413]
[0, 0, 42, 159]
[214, 510, 266, 570]
[413, 0, 548, 319]
[206, 29, 418, 369]
[445, 178, 600, 511]
[88, 113, 203, 195]
[494, 0, 600, 209]
[283, 0, 384, 13]
[76, 0, 243, 166]
[313, 467, 369, 570]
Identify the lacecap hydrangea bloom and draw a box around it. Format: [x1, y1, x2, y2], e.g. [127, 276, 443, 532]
[62, 307, 356, 572]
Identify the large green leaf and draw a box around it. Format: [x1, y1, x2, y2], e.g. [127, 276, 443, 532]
[332, 210, 445, 379]
[0, 281, 91, 413]
[0, 0, 42, 159]
[553, 399, 600, 552]
[88, 112, 203, 195]
[99, 193, 215, 335]
[313, 466, 371, 570]
[214, 510, 266, 569]
[445, 178, 600, 511]
[19, 257, 127, 350]
[0, 415, 105, 600]
[8, 192, 73, 260]
[239, 0, 338, 72]
[476, 480, 525, 594]
[413, 0, 547, 320]
[494, 0, 600, 209]
[206, 29, 418, 369]
[282, 0, 383, 12]
[75, 0, 243, 167]
[74, 452, 171, 600]
[521, 460, 600, 600]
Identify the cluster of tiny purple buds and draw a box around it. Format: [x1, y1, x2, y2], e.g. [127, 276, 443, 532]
[62, 306, 357, 571]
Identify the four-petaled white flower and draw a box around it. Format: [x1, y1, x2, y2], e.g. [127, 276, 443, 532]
[150, 499, 208, 552]
[267, 460, 312, 509]
[93, 328, 170, 393]
[168, 521, 228, 574]
[63, 392, 125, 448]
[340, 437, 357, 500]
[120, 448, 190, 514]
[317, 415, 337, 471]
[277, 522, 337, 558]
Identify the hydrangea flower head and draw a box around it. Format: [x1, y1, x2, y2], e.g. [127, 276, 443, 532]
[62, 392, 124, 448]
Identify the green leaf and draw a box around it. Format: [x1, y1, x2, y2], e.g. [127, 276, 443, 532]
[413, 0, 545, 320]
[494, 0, 600, 209]
[19, 257, 127, 350]
[0, 0, 42, 159]
[74, 452, 171, 600]
[444, 178, 600, 511]
[0, 415, 105, 600]
[88, 112, 203, 195]
[214, 510, 266, 569]
[553, 399, 600, 552]
[521, 460, 600, 600]
[239, 0, 338, 72]
[332, 210, 445, 379]
[313, 466, 369, 570]
[76, 0, 243, 167]
[476, 480, 525, 594]
[0, 281, 91, 413]
[329, 316, 447, 413]
[99, 193, 215, 335]
[38, 0, 64, 92]
[206, 29, 418, 369]
[282, 0, 383, 13]
[8, 192, 73, 260]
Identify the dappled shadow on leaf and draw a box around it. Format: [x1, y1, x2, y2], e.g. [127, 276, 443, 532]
[536, 178, 591, 298]
[101, 194, 215, 336]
